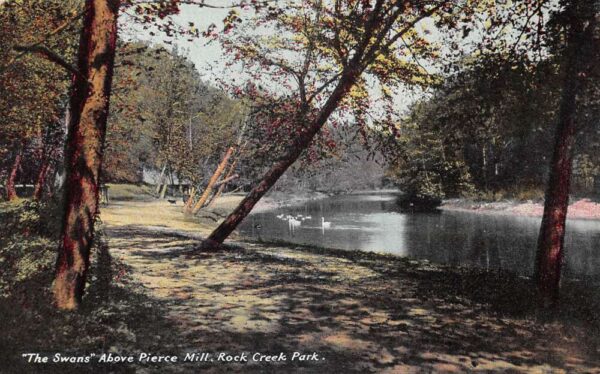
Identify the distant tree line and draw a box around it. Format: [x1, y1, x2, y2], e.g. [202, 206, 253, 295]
[386, 23, 599, 202]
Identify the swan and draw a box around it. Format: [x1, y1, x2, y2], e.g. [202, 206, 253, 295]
[288, 217, 301, 235]
[321, 217, 331, 229]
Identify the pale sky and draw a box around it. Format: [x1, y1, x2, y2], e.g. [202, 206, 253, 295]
[119, 2, 435, 115]
[119, 1, 556, 119]
[120, 3, 248, 85]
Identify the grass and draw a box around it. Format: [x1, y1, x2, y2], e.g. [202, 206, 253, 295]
[105, 183, 156, 201]
[0, 200, 185, 373]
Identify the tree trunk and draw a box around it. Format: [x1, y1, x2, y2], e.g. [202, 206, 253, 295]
[6, 148, 23, 201]
[534, 6, 596, 308]
[208, 158, 239, 207]
[184, 157, 212, 209]
[159, 181, 168, 199]
[205, 69, 359, 245]
[190, 146, 235, 214]
[33, 156, 50, 201]
[53, 0, 120, 310]
[184, 186, 196, 210]
[155, 164, 166, 194]
[214, 174, 239, 188]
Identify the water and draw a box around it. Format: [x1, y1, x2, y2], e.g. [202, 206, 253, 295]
[238, 193, 600, 278]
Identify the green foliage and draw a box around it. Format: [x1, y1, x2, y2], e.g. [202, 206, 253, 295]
[386, 53, 574, 200]
[0, 200, 61, 297]
[0, 208, 182, 372]
[0, 0, 80, 182]
[105, 183, 155, 201]
[105, 42, 244, 185]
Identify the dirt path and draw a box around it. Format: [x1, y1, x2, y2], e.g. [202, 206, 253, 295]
[100, 199, 600, 373]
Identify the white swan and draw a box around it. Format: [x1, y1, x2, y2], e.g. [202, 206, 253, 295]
[288, 217, 301, 235]
[321, 217, 331, 229]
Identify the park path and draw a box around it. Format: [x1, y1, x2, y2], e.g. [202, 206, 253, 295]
[100, 200, 600, 373]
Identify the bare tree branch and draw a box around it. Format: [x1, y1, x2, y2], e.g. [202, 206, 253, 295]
[127, 0, 277, 10]
[13, 45, 84, 79]
[0, 9, 84, 75]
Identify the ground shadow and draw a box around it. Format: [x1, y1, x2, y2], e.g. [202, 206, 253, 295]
[93, 225, 600, 373]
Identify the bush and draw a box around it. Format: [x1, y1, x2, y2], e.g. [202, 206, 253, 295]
[0, 200, 61, 298]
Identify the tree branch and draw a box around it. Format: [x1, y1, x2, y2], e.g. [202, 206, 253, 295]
[307, 71, 343, 103]
[376, 1, 447, 62]
[215, 174, 239, 187]
[13, 45, 84, 79]
[127, 0, 276, 9]
[0, 9, 84, 75]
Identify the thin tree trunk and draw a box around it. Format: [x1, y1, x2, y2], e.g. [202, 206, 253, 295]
[36, 119, 63, 200]
[214, 174, 239, 188]
[33, 156, 50, 201]
[534, 6, 596, 308]
[482, 144, 488, 191]
[205, 69, 359, 245]
[183, 158, 212, 210]
[208, 158, 239, 207]
[6, 149, 23, 201]
[191, 146, 235, 214]
[184, 186, 196, 210]
[155, 164, 166, 194]
[53, 0, 120, 310]
[159, 182, 168, 199]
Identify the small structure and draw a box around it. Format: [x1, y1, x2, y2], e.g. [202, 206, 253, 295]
[100, 184, 110, 205]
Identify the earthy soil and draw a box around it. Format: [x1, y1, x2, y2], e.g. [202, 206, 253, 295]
[94, 196, 600, 373]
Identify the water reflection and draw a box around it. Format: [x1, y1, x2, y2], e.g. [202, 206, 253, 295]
[238, 193, 600, 278]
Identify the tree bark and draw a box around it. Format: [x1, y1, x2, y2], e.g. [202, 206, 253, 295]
[34, 119, 63, 201]
[215, 174, 239, 188]
[53, 0, 120, 310]
[205, 69, 359, 245]
[155, 163, 166, 194]
[190, 146, 235, 214]
[208, 159, 239, 207]
[6, 148, 23, 201]
[159, 180, 168, 199]
[33, 156, 50, 201]
[534, 5, 596, 308]
[184, 186, 196, 210]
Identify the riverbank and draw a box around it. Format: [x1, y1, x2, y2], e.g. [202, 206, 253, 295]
[98, 199, 600, 372]
[2, 197, 600, 372]
[442, 197, 600, 220]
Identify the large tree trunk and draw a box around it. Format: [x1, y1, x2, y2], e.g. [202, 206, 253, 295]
[205, 70, 359, 245]
[53, 0, 120, 310]
[534, 5, 596, 308]
[190, 146, 235, 214]
[6, 148, 23, 201]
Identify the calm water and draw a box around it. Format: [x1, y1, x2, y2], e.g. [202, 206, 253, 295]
[238, 193, 600, 278]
